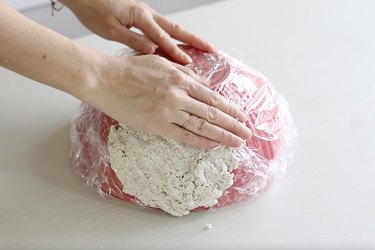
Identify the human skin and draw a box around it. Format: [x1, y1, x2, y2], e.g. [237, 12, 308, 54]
[0, 0, 252, 148]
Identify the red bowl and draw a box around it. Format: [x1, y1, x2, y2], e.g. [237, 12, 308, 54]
[70, 45, 295, 213]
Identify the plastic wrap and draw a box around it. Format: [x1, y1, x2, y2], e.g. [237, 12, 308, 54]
[70, 45, 297, 216]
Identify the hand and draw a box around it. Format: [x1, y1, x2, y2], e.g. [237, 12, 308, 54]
[60, 0, 215, 64]
[0, 0, 251, 149]
[86, 55, 252, 149]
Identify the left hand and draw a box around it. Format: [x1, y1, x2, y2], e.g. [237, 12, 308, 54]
[60, 0, 215, 64]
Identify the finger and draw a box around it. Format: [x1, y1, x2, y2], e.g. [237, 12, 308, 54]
[175, 71, 249, 124]
[135, 17, 192, 64]
[186, 82, 248, 123]
[172, 62, 210, 87]
[179, 113, 244, 147]
[155, 14, 215, 52]
[115, 27, 158, 54]
[164, 124, 220, 149]
[183, 98, 252, 141]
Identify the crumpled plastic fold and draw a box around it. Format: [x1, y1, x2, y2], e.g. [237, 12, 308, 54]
[70, 45, 297, 215]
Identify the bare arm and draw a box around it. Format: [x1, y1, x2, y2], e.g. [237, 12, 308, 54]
[0, 0, 98, 99]
[0, 0, 252, 149]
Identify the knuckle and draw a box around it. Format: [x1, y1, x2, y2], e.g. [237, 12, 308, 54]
[157, 32, 171, 42]
[227, 105, 241, 119]
[126, 35, 139, 46]
[129, 5, 142, 20]
[221, 130, 242, 146]
[181, 78, 195, 94]
[179, 66, 194, 78]
[178, 65, 189, 75]
[179, 130, 192, 142]
[221, 129, 229, 140]
[185, 67, 196, 77]
[207, 106, 219, 121]
[197, 118, 207, 131]
[170, 22, 182, 32]
[135, 5, 148, 17]
[227, 104, 235, 115]
[138, 12, 149, 21]
[170, 71, 185, 83]
[178, 130, 209, 149]
[209, 92, 221, 107]
[231, 120, 239, 132]
[155, 84, 178, 101]
[134, 11, 153, 26]
[165, 88, 181, 102]
[220, 129, 235, 145]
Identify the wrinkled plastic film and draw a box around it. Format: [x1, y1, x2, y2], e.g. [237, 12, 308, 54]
[70, 45, 297, 214]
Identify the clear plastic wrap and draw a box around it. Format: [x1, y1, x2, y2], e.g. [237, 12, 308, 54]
[70, 45, 297, 216]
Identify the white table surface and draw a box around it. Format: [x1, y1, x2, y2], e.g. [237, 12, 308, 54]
[1, 0, 375, 249]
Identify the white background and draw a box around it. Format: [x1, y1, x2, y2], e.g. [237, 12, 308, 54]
[4, 0, 46, 10]
[1, 0, 375, 249]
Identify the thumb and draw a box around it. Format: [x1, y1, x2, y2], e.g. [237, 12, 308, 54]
[172, 63, 211, 88]
[115, 26, 158, 54]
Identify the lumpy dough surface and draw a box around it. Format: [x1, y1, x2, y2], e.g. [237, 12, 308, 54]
[108, 124, 240, 216]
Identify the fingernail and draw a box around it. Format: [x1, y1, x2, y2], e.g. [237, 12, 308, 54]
[238, 111, 248, 122]
[207, 42, 216, 51]
[236, 139, 247, 148]
[208, 141, 220, 148]
[148, 45, 156, 54]
[179, 50, 192, 63]
[184, 54, 193, 64]
[231, 136, 243, 148]
[244, 127, 253, 139]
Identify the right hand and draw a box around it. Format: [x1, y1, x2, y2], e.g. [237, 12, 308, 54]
[61, 0, 215, 64]
[86, 54, 252, 149]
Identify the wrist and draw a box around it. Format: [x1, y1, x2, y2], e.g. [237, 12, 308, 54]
[75, 52, 131, 109]
[67, 48, 108, 104]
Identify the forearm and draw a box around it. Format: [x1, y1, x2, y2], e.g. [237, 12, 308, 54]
[0, 1, 101, 100]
